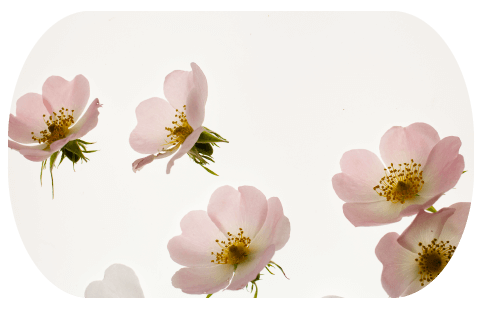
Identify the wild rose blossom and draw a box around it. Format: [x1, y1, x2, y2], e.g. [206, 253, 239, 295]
[375, 202, 470, 297]
[167, 185, 290, 297]
[129, 63, 227, 175]
[8, 75, 101, 162]
[84, 264, 145, 298]
[332, 123, 464, 226]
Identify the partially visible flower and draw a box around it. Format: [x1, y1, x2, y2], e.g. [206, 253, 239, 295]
[322, 295, 343, 298]
[84, 264, 144, 298]
[375, 202, 470, 297]
[129, 62, 227, 175]
[168, 185, 290, 297]
[8, 75, 101, 197]
[332, 123, 464, 226]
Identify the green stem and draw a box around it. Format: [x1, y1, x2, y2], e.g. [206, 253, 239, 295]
[252, 281, 258, 298]
[426, 206, 437, 213]
[206, 294, 213, 298]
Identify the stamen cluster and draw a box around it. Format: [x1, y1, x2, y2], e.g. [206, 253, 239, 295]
[415, 238, 456, 286]
[31, 108, 75, 145]
[164, 105, 193, 147]
[373, 159, 424, 204]
[211, 228, 251, 265]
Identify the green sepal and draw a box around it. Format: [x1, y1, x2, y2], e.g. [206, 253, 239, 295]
[194, 142, 214, 156]
[426, 206, 437, 213]
[206, 294, 213, 298]
[196, 129, 229, 144]
[49, 151, 59, 199]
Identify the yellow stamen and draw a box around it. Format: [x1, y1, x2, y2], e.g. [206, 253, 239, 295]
[415, 238, 456, 286]
[31, 108, 75, 145]
[211, 228, 251, 265]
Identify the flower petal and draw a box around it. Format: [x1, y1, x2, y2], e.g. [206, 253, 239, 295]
[166, 126, 204, 174]
[439, 202, 470, 246]
[8, 140, 52, 162]
[129, 97, 176, 154]
[9, 93, 49, 144]
[332, 149, 386, 203]
[421, 137, 464, 196]
[375, 232, 420, 298]
[42, 75, 90, 122]
[227, 244, 275, 290]
[379, 122, 440, 167]
[163, 69, 194, 111]
[67, 98, 102, 140]
[398, 194, 443, 217]
[132, 147, 179, 173]
[171, 265, 233, 294]
[342, 200, 405, 227]
[167, 210, 226, 267]
[397, 207, 455, 253]
[250, 197, 290, 252]
[207, 185, 269, 240]
[185, 63, 208, 129]
[84, 264, 144, 298]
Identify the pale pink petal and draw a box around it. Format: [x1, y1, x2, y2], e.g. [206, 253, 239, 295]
[129, 97, 176, 154]
[185, 63, 208, 129]
[166, 126, 204, 174]
[8, 140, 52, 162]
[67, 98, 102, 140]
[250, 197, 290, 252]
[185, 87, 205, 129]
[84, 264, 144, 298]
[132, 145, 180, 173]
[421, 137, 464, 196]
[397, 208, 455, 253]
[9, 93, 49, 143]
[343, 200, 406, 227]
[439, 202, 470, 246]
[42, 75, 90, 122]
[167, 210, 226, 267]
[332, 149, 386, 203]
[172, 265, 233, 294]
[163, 69, 194, 111]
[227, 244, 275, 290]
[379, 123, 440, 167]
[322, 295, 343, 298]
[399, 276, 425, 297]
[398, 194, 443, 217]
[207, 186, 269, 240]
[375, 232, 420, 298]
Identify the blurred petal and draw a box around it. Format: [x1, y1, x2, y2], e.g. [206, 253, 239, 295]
[168, 210, 226, 267]
[172, 265, 233, 294]
[42, 75, 90, 122]
[130, 97, 176, 154]
[84, 264, 144, 298]
[163, 69, 194, 111]
[379, 123, 440, 167]
[166, 126, 204, 174]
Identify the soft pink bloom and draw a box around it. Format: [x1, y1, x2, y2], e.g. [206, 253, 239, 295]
[129, 62, 208, 174]
[168, 185, 290, 295]
[375, 202, 470, 297]
[84, 264, 144, 298]
[332, 123, 464, 226]
[8, 75, 101, 162]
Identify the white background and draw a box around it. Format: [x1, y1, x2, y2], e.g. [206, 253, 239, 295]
[1, 1, 479, 308]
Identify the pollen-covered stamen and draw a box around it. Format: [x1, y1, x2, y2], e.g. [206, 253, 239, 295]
[415, 238, 456, 286]
[211, 228, 251, 265]
[373, 159, 425, 204]
[31, 107, 75, 145]
[163, 105, 194, 148]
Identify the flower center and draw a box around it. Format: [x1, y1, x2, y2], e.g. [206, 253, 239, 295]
[31, 108, 75, 145]
[415, 238, 456, 286]
[163, 105, 193, 148]
[373, 159, 424, 204]
[211, 228, 251, 265]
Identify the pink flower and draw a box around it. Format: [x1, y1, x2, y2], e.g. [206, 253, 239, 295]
[332, 123, 464, 226]
[84, 264, 145, 298]
[8, 75, 101, 162]
[375, 202, 470, 297]
[167, 185, 290, 296]
[129, 62, 209, 174]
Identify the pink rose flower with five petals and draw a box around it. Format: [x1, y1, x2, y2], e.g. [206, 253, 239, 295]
[129, 63, 227, 175]
[375, 202, 470, 297]
[332, 123, 464, 226]
[168, 185, 290, 297]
